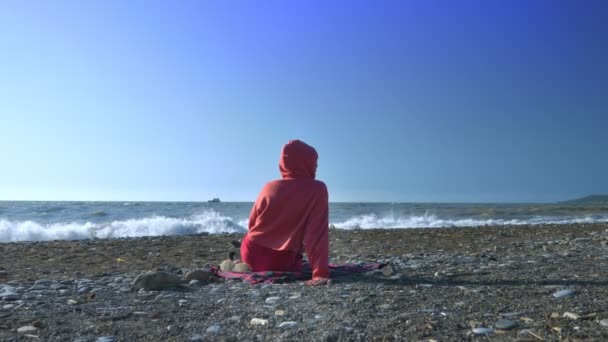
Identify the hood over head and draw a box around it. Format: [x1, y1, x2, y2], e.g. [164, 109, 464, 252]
[279, 140, 318, 179]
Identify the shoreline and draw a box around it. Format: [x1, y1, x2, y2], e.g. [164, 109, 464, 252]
[2, 223, 608, 340]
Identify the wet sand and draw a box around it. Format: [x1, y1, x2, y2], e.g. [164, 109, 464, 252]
[1, 223, 608, 341]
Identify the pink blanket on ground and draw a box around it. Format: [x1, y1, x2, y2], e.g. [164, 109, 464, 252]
[211, 262, 386, 284]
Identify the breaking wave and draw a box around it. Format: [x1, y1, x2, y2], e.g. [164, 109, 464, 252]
[332, 213, 608, 229]
[0, 210, 246, 242]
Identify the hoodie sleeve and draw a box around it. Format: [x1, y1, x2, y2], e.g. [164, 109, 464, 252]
[304, 183, 330, 279]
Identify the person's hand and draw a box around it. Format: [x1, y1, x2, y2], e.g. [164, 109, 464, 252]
[305, 277, 331, 286]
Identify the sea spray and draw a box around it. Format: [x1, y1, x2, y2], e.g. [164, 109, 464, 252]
[0, 210, 246, 243]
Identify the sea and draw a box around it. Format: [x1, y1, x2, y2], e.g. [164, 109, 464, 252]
[1, 201, 608, 243]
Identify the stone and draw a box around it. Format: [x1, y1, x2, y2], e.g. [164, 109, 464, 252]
[1, 293, 20, 301]
[96, 337, 115, 342]
[190, 335, 204, 342]
[563, 312, 580, 320]
[494, 319, 518, 330]
[189, 280, 200, 286]
[34, 279, 52, 286]
[250, 318, 269, 326]
[472, 327, 494, 335]
[275, 310, 286, 316]
[220, 259, 251, 273]
[265, 296, 281, 304]
[2, 304, 15, 310]
[67, 299, 78, 305]
[381, 264, 395, 276]
[206, 324, 222, 333]
[278, 321, 298, 329]
[28, 285, 48, 291]
[17, 326, 38, 333]
[185, 269, 213, 282]
[131, 271, 182, 291]
[600, 318, 608, 327]
[552, 289, 575, 298]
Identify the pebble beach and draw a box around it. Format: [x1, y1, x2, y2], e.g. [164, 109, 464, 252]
[2, 223, 608, 341]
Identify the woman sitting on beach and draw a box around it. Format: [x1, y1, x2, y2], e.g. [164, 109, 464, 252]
[240, 140, 330, 286]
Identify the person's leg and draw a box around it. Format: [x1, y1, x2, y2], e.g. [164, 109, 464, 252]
[241, 234, 302, 272]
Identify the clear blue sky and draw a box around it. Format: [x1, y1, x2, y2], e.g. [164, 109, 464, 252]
[1, 0, 607, 203]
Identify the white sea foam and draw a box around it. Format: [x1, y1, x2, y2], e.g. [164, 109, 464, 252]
[0, 210, 246, 242]
[332, 213, 608, 229]
[3, 209, 608, 242]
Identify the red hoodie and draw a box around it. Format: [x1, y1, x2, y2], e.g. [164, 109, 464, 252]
[243, 140, 330, 279]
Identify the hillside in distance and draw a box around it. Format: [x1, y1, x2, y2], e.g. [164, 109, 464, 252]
[559, 195, 608, 204]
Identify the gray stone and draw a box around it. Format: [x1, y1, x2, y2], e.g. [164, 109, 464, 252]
[600, 318, 608, 327]
[552, 289, 575, 298]
[190, 335, 204, 342]
[28, 285, 48, 291]
[17, 326, 38, 333]
[494, 319, 518, 330]
[265, 296, 281, 304]
[185, 269, 212, 282]
[96, 337, 115, 342]
[206, 324, 222, 333]
[472, 327, 494, 335]
[278, 321, 298, 328]
[1, 293, 20, 301]
[34, 279, 52, 286]
[131, 272, 182, 291]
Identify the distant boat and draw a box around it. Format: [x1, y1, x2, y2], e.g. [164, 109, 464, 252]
[208, 198, 221, 203]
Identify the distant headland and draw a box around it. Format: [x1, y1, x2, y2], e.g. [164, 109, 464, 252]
[559, 194, 608, 204]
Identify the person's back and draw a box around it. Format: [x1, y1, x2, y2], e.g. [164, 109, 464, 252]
[241, 140, 330, 285]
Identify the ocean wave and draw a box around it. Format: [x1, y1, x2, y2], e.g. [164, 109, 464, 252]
[332, 213, 608, 229]
[0, 210, 246, 243]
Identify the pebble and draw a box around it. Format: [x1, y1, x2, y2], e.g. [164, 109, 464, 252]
[265, 296, 281, 304]
[563, 312, 580, 320]
[278, 321, 298, 328]
[185, 269, 212, 282]
[3, 304, 15, 310]
[190, 335, 204, 342]
[17, 326, 38, 333]
[67, 299, 78, 305]
[131, 271, 182, 291]
[552, 289, 575, 298]
[494, 319, 518, 330]
[206, 324, 222, 333]
[1, 293, 20, 301]
[600, 319, 608, 327]
[28, 285, 48, 291]
[189, 280, 200, 286]
[275, 310, 286, 316]
[34, 279, 52, 286]
[472, 327, 494, 335]
[96, 337, 116, 342]
[0, 271, 8, 276]
[250, 318, 269, 326]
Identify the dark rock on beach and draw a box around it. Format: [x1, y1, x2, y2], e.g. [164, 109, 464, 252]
[1, 223, 608, 341]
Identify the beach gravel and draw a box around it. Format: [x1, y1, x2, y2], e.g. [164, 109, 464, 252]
[1, 223, 608, 341]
